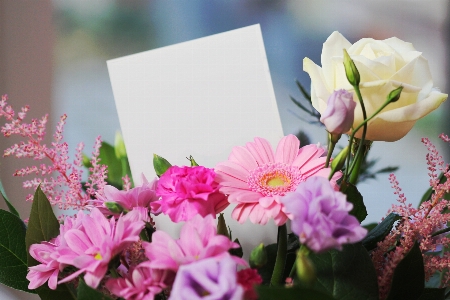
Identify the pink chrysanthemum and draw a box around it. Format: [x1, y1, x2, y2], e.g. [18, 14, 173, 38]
[215, 134, 340, 225]
[143, 215, 245, 273]
[106, 261, 174, 300]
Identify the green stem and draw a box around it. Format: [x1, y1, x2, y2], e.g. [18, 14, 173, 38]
[325, 133, 339, 168]
[109, 267, 120, 278]
[270, 224, 287, 286]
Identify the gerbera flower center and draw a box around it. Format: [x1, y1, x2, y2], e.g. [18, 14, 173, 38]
[248, 163, 304, 196]
[94, 253, 103, 260]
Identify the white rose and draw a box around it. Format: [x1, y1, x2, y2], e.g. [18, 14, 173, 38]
[304, 31, 447, 142]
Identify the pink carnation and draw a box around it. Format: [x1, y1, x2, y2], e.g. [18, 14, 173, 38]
[143, 215, 245, 273]
[151, 166, 228, 222]
[281, 176, 367, 253]
[215, 134, 340, 225]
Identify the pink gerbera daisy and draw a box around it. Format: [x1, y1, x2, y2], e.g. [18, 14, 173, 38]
[215, 134, 340, 226]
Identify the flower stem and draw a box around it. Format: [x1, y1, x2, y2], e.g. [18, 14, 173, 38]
[270, 224, 287, 286]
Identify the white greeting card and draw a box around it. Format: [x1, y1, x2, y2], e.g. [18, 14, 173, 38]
[107, 24, 284, 252]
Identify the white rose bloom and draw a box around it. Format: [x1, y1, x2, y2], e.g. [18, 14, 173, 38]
[304, 31, 447, 142]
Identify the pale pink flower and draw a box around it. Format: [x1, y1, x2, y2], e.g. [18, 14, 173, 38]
[281, 176, 367, 253]
[143, 215, 245, 272]
[320, 89, 356, 135]
[27, 239, 62, 290]
[94, 174, 160, 215]
[151, 166, 228, 222]
[215, 134, 340, 225]
[106, 261, 174, 300]
[58, 208, 145, 288]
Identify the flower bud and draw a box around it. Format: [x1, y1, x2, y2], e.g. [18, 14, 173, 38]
[188, 155, 199, 166]
[249, 243, 268, 268]
[114, 131, 127, 159]
[296, 250, 316, 287]
[217, 213, 230, 238]
[320, 89, 356, 134]
[387, 86, 403, 103]
[331, 146, 349, 174]
[105, 201, 125, 214]
[343, 49, 360, 86]
[153, 154, 172, 177]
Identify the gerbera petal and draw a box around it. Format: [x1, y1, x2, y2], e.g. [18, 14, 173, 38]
[274, 134, 300, 164]
[229, 146, 258, 171]
[215, 161, 249, 182]
[231, 203, 256, 224]
[292, 144, 325, 168]
[250, 138, 275, 164]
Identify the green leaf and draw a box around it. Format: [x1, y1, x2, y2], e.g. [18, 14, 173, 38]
[98, 142, 123, 187]
[418, 288, 445, 300]
[362, 213, 401, 251]
[257, 286, 335, 300]
[309, 243, 378, 300]
[36, 284, 77, 300]
[386, 242, 424, 300]
[0, 209, 35, 293]
[25, 187, 60, 267]
[77, 279, 113, 300]
[340, 181, 367, 223]
[0, 179, 20, 217]
[153, 154, 172, 177]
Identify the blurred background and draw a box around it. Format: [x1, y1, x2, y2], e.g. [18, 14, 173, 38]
[0, 1, 449, 298]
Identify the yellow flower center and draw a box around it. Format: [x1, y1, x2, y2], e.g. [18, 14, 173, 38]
[266, 175, 288, 187]
[94, 253, 103, 260]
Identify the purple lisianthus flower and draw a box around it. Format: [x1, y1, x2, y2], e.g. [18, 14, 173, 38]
[320, 89, 356, 135]
[281, 176, 367, 253]
[169, 254, 244, 300]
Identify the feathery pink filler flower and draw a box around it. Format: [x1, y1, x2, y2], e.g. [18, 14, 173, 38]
[215, 134, 340, 225]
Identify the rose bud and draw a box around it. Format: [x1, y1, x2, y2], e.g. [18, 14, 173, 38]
[320, 89, 356, 135]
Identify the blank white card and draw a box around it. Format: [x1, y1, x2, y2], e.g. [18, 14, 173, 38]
[108, 24, 284, 252]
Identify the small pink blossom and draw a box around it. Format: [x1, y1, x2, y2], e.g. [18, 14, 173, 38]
[94, 174, 160, 215]
[106, 261, 174, 300]
[58, 208, 145, 288]
[151, 166, 228, 222]
[320, 89, 356, 135]
[215, 134, 340, 226]
[143, 215, 245, 272]
[281, 176, 366, 253]
[27, 239, 62, 290]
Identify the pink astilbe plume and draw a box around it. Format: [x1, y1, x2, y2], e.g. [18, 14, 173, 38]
[215, 134, 340, 226]
[0, 95, 108, 210]
[372, 134, 450, 300]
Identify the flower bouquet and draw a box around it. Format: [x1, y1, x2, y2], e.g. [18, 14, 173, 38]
[0, 31, 449, 300]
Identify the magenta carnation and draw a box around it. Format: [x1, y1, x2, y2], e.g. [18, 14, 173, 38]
[281, 176, 367, 253]
[215, 134, 340, 225]
[143, 215, 245, 272]
[151, 166, 229, 222]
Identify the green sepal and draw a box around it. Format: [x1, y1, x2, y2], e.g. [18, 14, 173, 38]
[104, 202, 125, 214]
[229, 238, 243, 258]
[343, 49, 360, 86]
[153, 154, 172, 177]
[188, 155, 199, 166]
[362, 213, 401, 251]
[217, 213, 229, 238]
[387, 86, 403, 103]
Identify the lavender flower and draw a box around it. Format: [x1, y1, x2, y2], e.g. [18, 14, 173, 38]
[281, 176, 367, 253]
[169, 254, 244, 300]
[320, 89, 356, 135]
